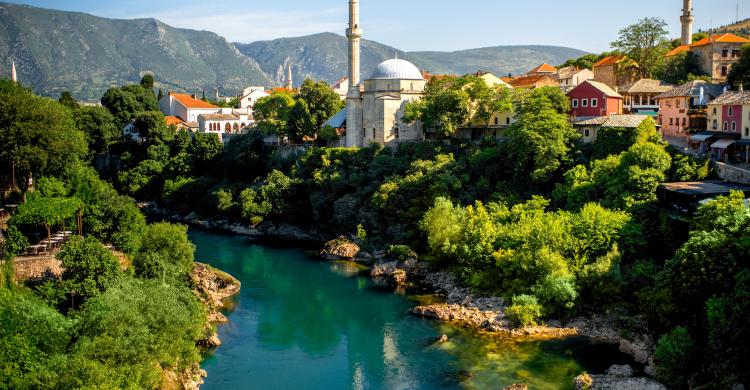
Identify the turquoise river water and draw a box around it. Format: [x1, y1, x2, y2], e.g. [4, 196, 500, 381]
[193, 229, 635, 389]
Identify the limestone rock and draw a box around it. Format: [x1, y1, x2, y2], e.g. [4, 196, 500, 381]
[435, 334, 449, 344]
[504, 384, 528, 390]
[574, 373, 594, 390]
[320, 237, 360, 260]
[606, 364, 634, 377]
[575, 371, 667, 390]
[619, 334, 654, 365]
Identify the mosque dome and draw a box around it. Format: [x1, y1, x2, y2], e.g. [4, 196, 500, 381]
[369, 59, 424, 80]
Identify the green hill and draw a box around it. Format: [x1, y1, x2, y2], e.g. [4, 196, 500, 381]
[0, 2, 272, 100]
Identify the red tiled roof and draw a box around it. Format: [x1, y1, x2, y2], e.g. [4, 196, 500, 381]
[268, 87, 295, 94]
[691, 33, 750, 47]
[666, 45, 690, 57]
[593, 55, 627, 67]
[164, 116, 186, 126]
[528, 63, 557, 74]
[171, 93, 218, 109]
[509, 74, 558, 88]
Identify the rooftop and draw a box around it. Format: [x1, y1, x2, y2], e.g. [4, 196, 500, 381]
[600, 114, 651, 128]
[593, 55, 628, 67]
[528, 63, 557, 74]
[654, 80, 725, 100]
[369, 59, 424, 80]
[164, 116, 186, 126]
[666, 33, 750, 57]
[509, 74, 557, 88]
[555, 66, 587, 80]
[660, 180, 750, 196]
[199, 113, 238, 121]
[620, 79, 674, 94]
[171, 93, 218, 109]
[571, 80, 622, 98]
[708, 91, 750, 105]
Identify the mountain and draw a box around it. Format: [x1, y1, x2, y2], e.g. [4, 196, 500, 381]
[236, 33, 589, 86]
[706, 18, 750, 38]
[0, 2, 272, 100]
[0, 2, 588, 101]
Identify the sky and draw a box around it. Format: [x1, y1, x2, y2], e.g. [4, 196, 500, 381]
[4, 0, 748, 53]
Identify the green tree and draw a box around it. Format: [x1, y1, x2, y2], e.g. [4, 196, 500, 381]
[188, 133, 223, 177]
[74, 106, 119, 157]
[253, 92, 295, 137]
[58, 91, 79, 110]
[133, 110, 171, 145]
[57, 236, 121, 305]
[404, 78, 471, 138]
[728, 43, 750, 89]
[133, 223, 195, 283]
[0, 81, 88, 190]
[288, 98, 315, 141]
[11, 196, 83, 244]
[593, 116, 660, 158]
[656, 51, 707, 85]
[466, 76, 513, 129]
[611, 17, 670, 78]
[295, 79, 344, 131]
[140, 74, 155, 90]
[101, 85, 158, 127]
[504, 86, 578, 184]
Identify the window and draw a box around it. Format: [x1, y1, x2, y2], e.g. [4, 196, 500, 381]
[676, 99, 681, 108]
[722, 66, 728, 76]
[746, 128, 749, 137]
[225, 123, 232, 132]
[713, 120, 718, 130]
[572, 99, 579, 108]
[682, 118, 686, 127]
[591, 98, 598, 107]
[669, 118, 674, 125]
[506, 117, 510, 125]
[733, 49, 741, 58]
[372, 128, 375, 139]
[584, 129, 590, 137]
[713, 107, 717, 115]
[722, 49, 729, 58]
[724, 121, 729, 130]
[494, 117, 498, 125]
[729, 106, 733, 116]
[732, 121, 737, 131]
[582, 98, 589, 107]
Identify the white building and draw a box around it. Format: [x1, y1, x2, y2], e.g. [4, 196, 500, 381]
[198, 108, 252, 142]
[238, 86, 270, 109]
[555, 66, 594, 91]
[332, 77, 349, 100]
[159, 92, 220, 123]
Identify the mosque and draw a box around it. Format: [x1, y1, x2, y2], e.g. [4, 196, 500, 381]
[339, 0, 426, 147]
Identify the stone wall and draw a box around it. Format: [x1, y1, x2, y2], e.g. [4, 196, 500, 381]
[12, 255, 62, 281]
[714, 161, 750, 185]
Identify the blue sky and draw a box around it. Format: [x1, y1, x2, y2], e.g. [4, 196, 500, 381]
[5, 0, 747, 52]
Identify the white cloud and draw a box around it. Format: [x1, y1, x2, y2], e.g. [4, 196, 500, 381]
[131, 6, 347, 43]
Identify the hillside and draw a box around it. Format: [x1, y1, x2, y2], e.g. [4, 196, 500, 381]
[705, 18, 750, 37]
[237, 33, 589, 85]
[0, 2, 272, 100]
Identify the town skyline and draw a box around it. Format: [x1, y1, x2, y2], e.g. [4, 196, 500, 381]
[2, 0, 748, 53]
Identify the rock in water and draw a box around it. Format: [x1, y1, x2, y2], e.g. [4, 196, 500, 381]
[606, 364, 634, 377]
[503, 385, 528, 390]
[435, 334, 449, 344]
[320, 237, 360, 260]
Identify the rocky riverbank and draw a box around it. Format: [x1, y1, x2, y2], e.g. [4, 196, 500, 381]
[143, 205, 663, 386]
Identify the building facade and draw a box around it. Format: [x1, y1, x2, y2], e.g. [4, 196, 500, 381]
[620, 79, 674, 115]
[656, 80, 725, 138]
[159, 92, 220, 123]
[666, 33, 750, 83]
[238, 87, 270, 109]
[567, 80, 623, 118]
[554, 66, 594, 90]
[509, 74, 559, 89]
[592, 55, 638, 88]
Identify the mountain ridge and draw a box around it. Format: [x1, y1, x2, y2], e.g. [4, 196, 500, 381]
[0, 2, 588, 100]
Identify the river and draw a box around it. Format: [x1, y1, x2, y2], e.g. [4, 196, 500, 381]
[192, 229, 635, 389]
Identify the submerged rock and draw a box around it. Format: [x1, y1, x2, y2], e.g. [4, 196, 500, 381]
[320, 237, 360, 260]
[435, 334, 449, 344]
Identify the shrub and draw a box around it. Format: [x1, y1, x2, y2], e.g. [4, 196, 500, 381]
[133, 223, 195, 284]
[385, 245, 417, 263]
[654, 326, 693, 386]
[506, 294, 543, 327]
[57, 236, 121, 305]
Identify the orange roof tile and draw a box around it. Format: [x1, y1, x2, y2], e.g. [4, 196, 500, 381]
[593, 55, 628, 67]
[164, 116, 186, 126]
[171, 93, 218, 109]
[528, 63, 557, 74]
[666, 45, 690, 57]
[509, 74, 558, 88]
[690, 33, 750, 47]
[268, 87, 295, 94]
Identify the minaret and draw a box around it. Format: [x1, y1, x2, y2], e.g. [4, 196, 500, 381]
[681, 0, 694, 46]
[286, 64, 293, 89]
[11, 61, 17, 83]
[345, 0, 364, 147]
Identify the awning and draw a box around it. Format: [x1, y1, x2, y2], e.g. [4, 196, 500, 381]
[735, 139, 750, 147]
[711, 139, 735, 149]
[690, 133, 714, 142]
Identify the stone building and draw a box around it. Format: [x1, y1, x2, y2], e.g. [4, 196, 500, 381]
[666, 33, 750, 83]
[342, 0, 426, 147]
[620, 79, 674, 115]
[655, 80, 724, 138]
[592, 55, 638, 89]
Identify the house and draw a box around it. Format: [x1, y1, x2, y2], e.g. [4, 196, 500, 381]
[159, 92, 220, 123]
[705, 91, 750, 162]
[473, 71, 512, 88]
[666, 33, 750, 82]
[238, 87, 270, 109]
[573, 114, 652, 143]
[592, 55, 638, 89]
[461, 77, 516, 140]
[165, 116, 189, 130]
[567, 80, 623, 119]
[332, 77, 349, 99]
[554, 66, 594, 90]
[655, 80, 725, 138]
[509, 74, 559, 89]
[527, 63, 558, 76]
[619, 79, 674, 115]
[123, 115, 191, 142]
[198, 108, 252, 142]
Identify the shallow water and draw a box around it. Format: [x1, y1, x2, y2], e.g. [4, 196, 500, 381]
[193, 230, 633, 389]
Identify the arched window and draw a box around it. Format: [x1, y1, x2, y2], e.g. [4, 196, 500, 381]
[724, 121, 729, 130]
[233, 123, 239, 131]
[729, 106, 733, 116]
[225, 123, 232, 132]
[732, 121, 737, 131]
[713, 120, 718, 130]
[241, 123, 246, 128]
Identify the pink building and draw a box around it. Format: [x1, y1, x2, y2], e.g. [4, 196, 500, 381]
[655, 80, 724, 138]
[705, 91, 750, 162]
[567, 80, 623, 119]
